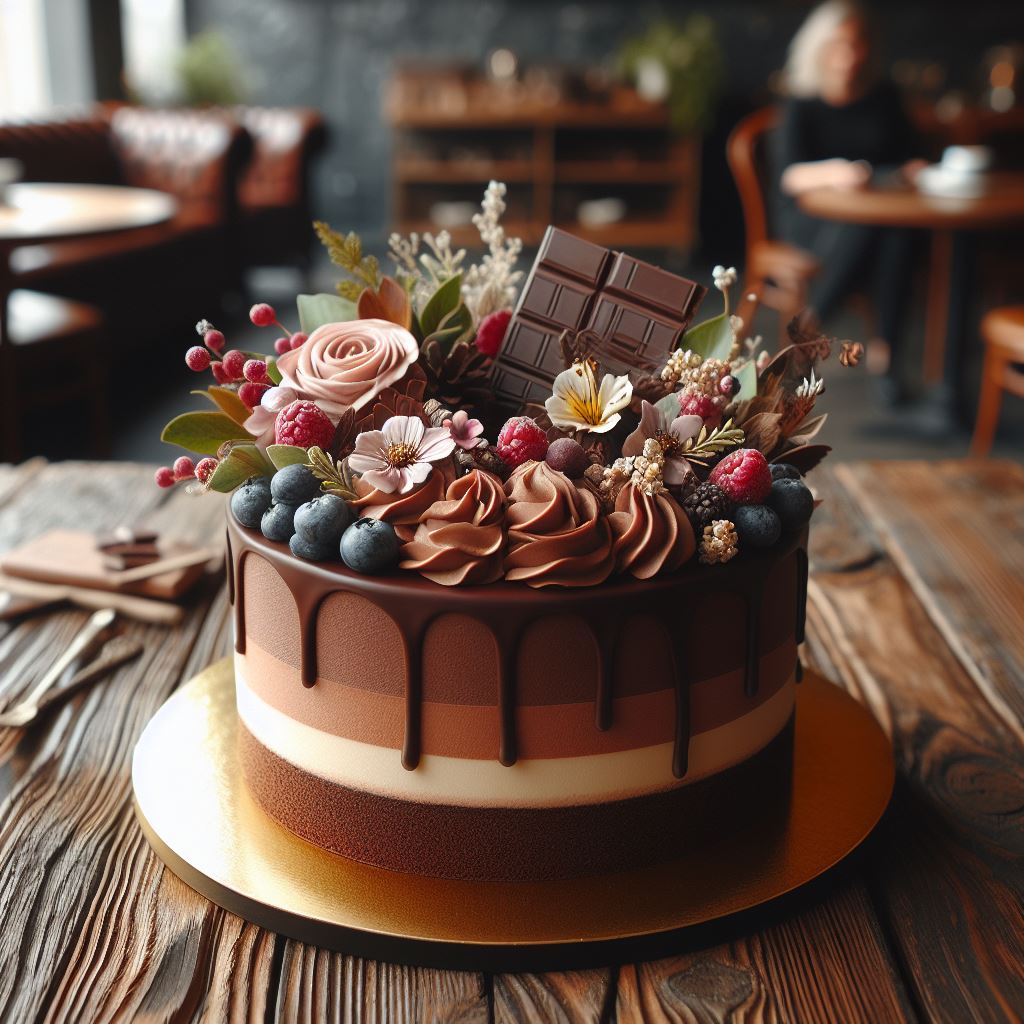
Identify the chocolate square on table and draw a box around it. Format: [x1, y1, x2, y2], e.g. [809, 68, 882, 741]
[490, 227, 706, 409]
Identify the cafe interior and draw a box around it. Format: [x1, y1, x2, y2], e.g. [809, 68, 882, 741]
[1, 0, 1022, 465]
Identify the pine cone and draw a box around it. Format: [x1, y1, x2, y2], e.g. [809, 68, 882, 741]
[354, 371, 430, 434]
[682, 482, 735, 534]
[423, 398, 454, 429]
[419, 339, 492, 410]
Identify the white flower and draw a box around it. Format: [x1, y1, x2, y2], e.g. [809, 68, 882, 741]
[796, 369, 825, 398]
[348, 415, 456, 494]
[712, 265, 738, 292]
[545, 360, 633, 434]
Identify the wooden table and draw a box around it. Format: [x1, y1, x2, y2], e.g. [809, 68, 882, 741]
[0, 182, 177, 346]
[0, 459, 1021, 1022]
[798, 172, 1024, 384]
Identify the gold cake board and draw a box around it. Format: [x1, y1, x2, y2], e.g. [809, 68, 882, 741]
[132, 659, 894, 972]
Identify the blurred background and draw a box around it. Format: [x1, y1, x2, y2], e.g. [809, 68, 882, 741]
[1, 0, 1022, 464]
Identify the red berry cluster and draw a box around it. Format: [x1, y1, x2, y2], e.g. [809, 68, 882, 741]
[155, 455, 218, 489]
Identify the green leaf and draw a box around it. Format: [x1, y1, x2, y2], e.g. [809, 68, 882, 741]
[207, 443, 275, 493]
[161, 411, 250, 455]
[423, 302, 473, 355]
[418, 274, 463, 338]
[297, 292, 358, 335]
[266, 358, 282, 385]
[680, 312, 734, 361]
[734, 358, 758, 401]
[192, 386, 251, 427]
[266, 444, 311, 470]
[409, 307, 423, 344]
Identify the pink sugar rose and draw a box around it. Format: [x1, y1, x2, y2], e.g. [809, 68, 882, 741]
[274, 318, 419, 420]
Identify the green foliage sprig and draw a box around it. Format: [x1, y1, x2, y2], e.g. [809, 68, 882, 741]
[305, 446, 359, 501]
[314, 223, 382, 301]
[680, 419, 745, 465]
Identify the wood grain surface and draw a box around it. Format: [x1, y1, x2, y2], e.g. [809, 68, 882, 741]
[0, 459, 1019, 1023]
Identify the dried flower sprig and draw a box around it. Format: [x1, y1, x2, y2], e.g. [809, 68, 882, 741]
[305, 445, 358, 500]
[462, 181, 524, 321]
[388, 230, 467, 307]
[677, 419, 745, 465]
[314, 223, 381, 302]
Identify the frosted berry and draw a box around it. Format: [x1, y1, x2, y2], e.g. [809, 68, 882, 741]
[271, 464, 321, 505]
[221, 349, 246, 380]
[154, 466, 176, 488]
[289, 533, 335, 562]
[275, 400, 334, 450]
[719, 374, 740, 397]
[210, 361, 229, 384]
[261, 501, 298, 543]
[341, 518, 400, 574]
[249, 303, 276, 327]
[274, 336, 290, 355]
[238, 381, 270, 408]
[195, 457, 218, 484]
[768, 478, 814, 531]
[204, 328, 225, 353]
[679, 392, 722, 425]
[230, 476, 272, 528]
[709, 448, 772, 505]
[474, 309, 511, 357]
[172, 456, 196, 480]
[295, 494, 354, 548]
[733, 504, 782, 548]
[496, 416, 548, 468]
[185, 346, 211, 372]
[289, 331, 308, 351]
[545, 437, 590, 478]
[243, 358, 271, 385]
[770, 462, 802, 481]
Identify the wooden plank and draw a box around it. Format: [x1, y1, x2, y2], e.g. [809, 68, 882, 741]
[493, 969, 613, 1023]
[810, 462, 1024, 1022]
[273, 941, 488, 1023]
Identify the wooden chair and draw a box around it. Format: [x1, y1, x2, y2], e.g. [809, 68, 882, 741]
[971, 306, 1024, 456]
[1, 291, 109, 463]
[726, 108, 820, 327]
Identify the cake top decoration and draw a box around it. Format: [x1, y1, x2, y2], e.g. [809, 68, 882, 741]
[158, 181, 855, 585]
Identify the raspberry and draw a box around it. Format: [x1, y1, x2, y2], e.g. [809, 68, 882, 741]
[243, 358, 271, 385]
[195, 457, 218, 484]
[203, 328, 225, 353]
[210, 361, 228, 384]
[679, 392, 722, 425]
[274, 336, 290, 355]
[185, 346, 211, 371]
[545, 436, 589, 478]
[289, 332, 308, 350]
[221, 350, 246, 380]
[238, 381, 270, 408]
[709, 448, 772, 505]
[154, 466, 175, 488]
[275, 400, 335, 449]
[495, 416, 548, 468]
[172, 456, 196, 480]
[474, 309, 511, 357]
[250, 303, 276, 327]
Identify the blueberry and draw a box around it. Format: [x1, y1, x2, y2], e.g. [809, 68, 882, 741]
[770, 463, 802, 481]
[270, 464, 321, 505]
[261, 501, 298, 543]
[289, 533, 336, 562]
[733, 504, 782, 548]
[230, 476, 272, 529]
[341, 518, 400, 574]
[768, 478, 814, 530]
[294, 494, 354, 548]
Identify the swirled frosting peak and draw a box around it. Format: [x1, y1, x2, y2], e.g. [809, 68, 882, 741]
[354, 460, 455, 542]
[503, 461, 614, 588]
[608, 482, 696, 579]
[400, 470, 506, 586]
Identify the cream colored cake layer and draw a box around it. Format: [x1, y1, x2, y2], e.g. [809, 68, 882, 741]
[235, 657, 796, 809]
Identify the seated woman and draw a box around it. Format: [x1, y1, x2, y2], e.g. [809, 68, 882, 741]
[773, 0, 924, 389]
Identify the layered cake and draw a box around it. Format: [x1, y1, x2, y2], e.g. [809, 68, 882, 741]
[159, 188, 847, 880]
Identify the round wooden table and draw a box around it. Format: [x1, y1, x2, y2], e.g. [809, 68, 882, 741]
[0, 182, 177, 345]
[798, 172, 1024, 383]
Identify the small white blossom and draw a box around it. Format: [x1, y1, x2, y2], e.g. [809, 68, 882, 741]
[712, 265, 738, 292]
[796, 369, 826, 398]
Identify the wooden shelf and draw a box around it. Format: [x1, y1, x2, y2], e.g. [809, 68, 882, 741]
[555, 161, 692, 184]
[394, 160, 535, 183]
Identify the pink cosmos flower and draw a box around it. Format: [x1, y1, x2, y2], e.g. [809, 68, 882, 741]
[348, 415, 457, 494]
[442, 409, 486, 450]
[244, 385, 299, 448]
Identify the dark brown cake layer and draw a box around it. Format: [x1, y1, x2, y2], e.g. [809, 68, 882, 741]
[239, 718, 795, 882]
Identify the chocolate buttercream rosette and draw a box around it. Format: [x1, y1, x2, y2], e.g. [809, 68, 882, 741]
[353, 461, 456, 543]
[400, 470, 507, 586]
[608, 482, 696, 579]
[503, 460, 615, 588]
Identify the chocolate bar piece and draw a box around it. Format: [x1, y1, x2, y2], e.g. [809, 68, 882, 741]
[490, 227, 705, 409]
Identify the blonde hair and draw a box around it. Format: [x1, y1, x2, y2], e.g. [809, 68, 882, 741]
[783, 0, 875, 98]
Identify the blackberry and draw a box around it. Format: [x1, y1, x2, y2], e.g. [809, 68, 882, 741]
[682, 482, 734, 535]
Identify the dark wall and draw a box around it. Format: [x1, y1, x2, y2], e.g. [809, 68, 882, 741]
[186, 0, 1023, 257]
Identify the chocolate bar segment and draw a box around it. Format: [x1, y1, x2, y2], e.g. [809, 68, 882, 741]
[491, 227, 705, 409]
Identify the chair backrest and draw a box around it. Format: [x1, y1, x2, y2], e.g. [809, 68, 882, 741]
[0, 113, 119, 184]
[726, 107, 779, 261]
